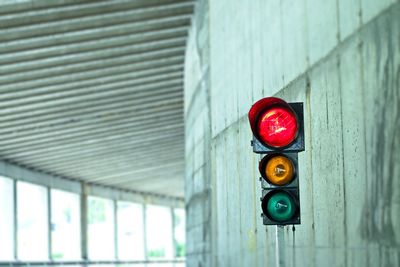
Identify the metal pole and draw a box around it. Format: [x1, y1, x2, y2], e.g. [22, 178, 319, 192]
[275, 225, 285, 267]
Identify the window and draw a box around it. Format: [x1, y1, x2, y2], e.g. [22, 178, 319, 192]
[173, 209, 186, 258]
[87, 196, 115, 260]
[51, 189, 81, 260]
[146, 205, 173, 259]
[17, 181, 49, 260]
[117, 201, 145, 260]
[0, 176, 14, 260]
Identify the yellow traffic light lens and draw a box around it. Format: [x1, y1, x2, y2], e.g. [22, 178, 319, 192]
[265, 155, 294, 185]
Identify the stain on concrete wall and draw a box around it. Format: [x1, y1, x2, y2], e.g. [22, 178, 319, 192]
[359, 8, 400, 265]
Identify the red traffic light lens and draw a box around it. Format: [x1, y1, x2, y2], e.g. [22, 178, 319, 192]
[257, 105, 298, 148]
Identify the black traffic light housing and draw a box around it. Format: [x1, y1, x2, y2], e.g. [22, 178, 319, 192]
[259, 153, 301, 225]
[248, 97, 305, 226]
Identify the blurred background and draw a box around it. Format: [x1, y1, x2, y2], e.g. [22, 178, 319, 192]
[0, 0, 192, 266]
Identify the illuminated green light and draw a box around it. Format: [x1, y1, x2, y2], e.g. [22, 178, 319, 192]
[265, 192, 296, 222]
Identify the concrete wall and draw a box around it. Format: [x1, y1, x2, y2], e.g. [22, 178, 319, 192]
[184, 0, 212, 265]
[184, 0, 400, 266]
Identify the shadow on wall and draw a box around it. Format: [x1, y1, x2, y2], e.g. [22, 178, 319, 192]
[360, 16, 400, 246]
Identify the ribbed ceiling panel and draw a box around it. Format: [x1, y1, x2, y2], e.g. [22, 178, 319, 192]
[0, 0, 193, 198]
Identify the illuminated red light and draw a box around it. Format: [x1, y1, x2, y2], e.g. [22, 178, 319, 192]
[257, 105, 298, 148]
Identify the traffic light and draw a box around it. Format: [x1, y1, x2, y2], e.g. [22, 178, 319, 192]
[248, 97, 304, 225]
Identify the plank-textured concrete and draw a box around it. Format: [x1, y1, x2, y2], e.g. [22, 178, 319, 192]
[184, 0, 400, 266]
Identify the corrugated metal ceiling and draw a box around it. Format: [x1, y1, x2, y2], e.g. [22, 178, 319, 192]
[0, 0, 193, 198]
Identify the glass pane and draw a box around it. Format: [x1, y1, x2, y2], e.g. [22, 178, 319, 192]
[146, 205, 173, 259]
[174, 209, 186, 258]
[0, 176, 14, 260]
[51, 189, 81, 260]
[87, 196, 115, 260]
[17, 181, 49, 260]
[117, 201, 145, 260]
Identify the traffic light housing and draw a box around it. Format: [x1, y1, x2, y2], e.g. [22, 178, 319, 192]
[248, 97, 304, 226]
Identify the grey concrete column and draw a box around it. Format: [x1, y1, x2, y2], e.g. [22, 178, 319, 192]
[80, 182, 88, 260]
[171, 207, 176, 266]
[142, 204, 148, 261]
[113, 199, 119, 260]
[47, 187, 52, 261]
[13, 179, 18, 260]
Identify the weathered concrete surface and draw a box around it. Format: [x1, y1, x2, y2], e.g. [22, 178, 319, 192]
[184, 1, 212, 266]
[184, 0, 400, 266]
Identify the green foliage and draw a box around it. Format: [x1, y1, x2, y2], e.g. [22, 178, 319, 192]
[148, 249, 165, 258]
[63, 208, 72, 223]
[51, 252, 64, 260]
[175, 243, 185, 258]
[88, 198, 106, 224]
[174, 213, 182, 226]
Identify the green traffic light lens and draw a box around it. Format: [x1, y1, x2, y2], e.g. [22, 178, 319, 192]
[263, 192, 296, 222]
